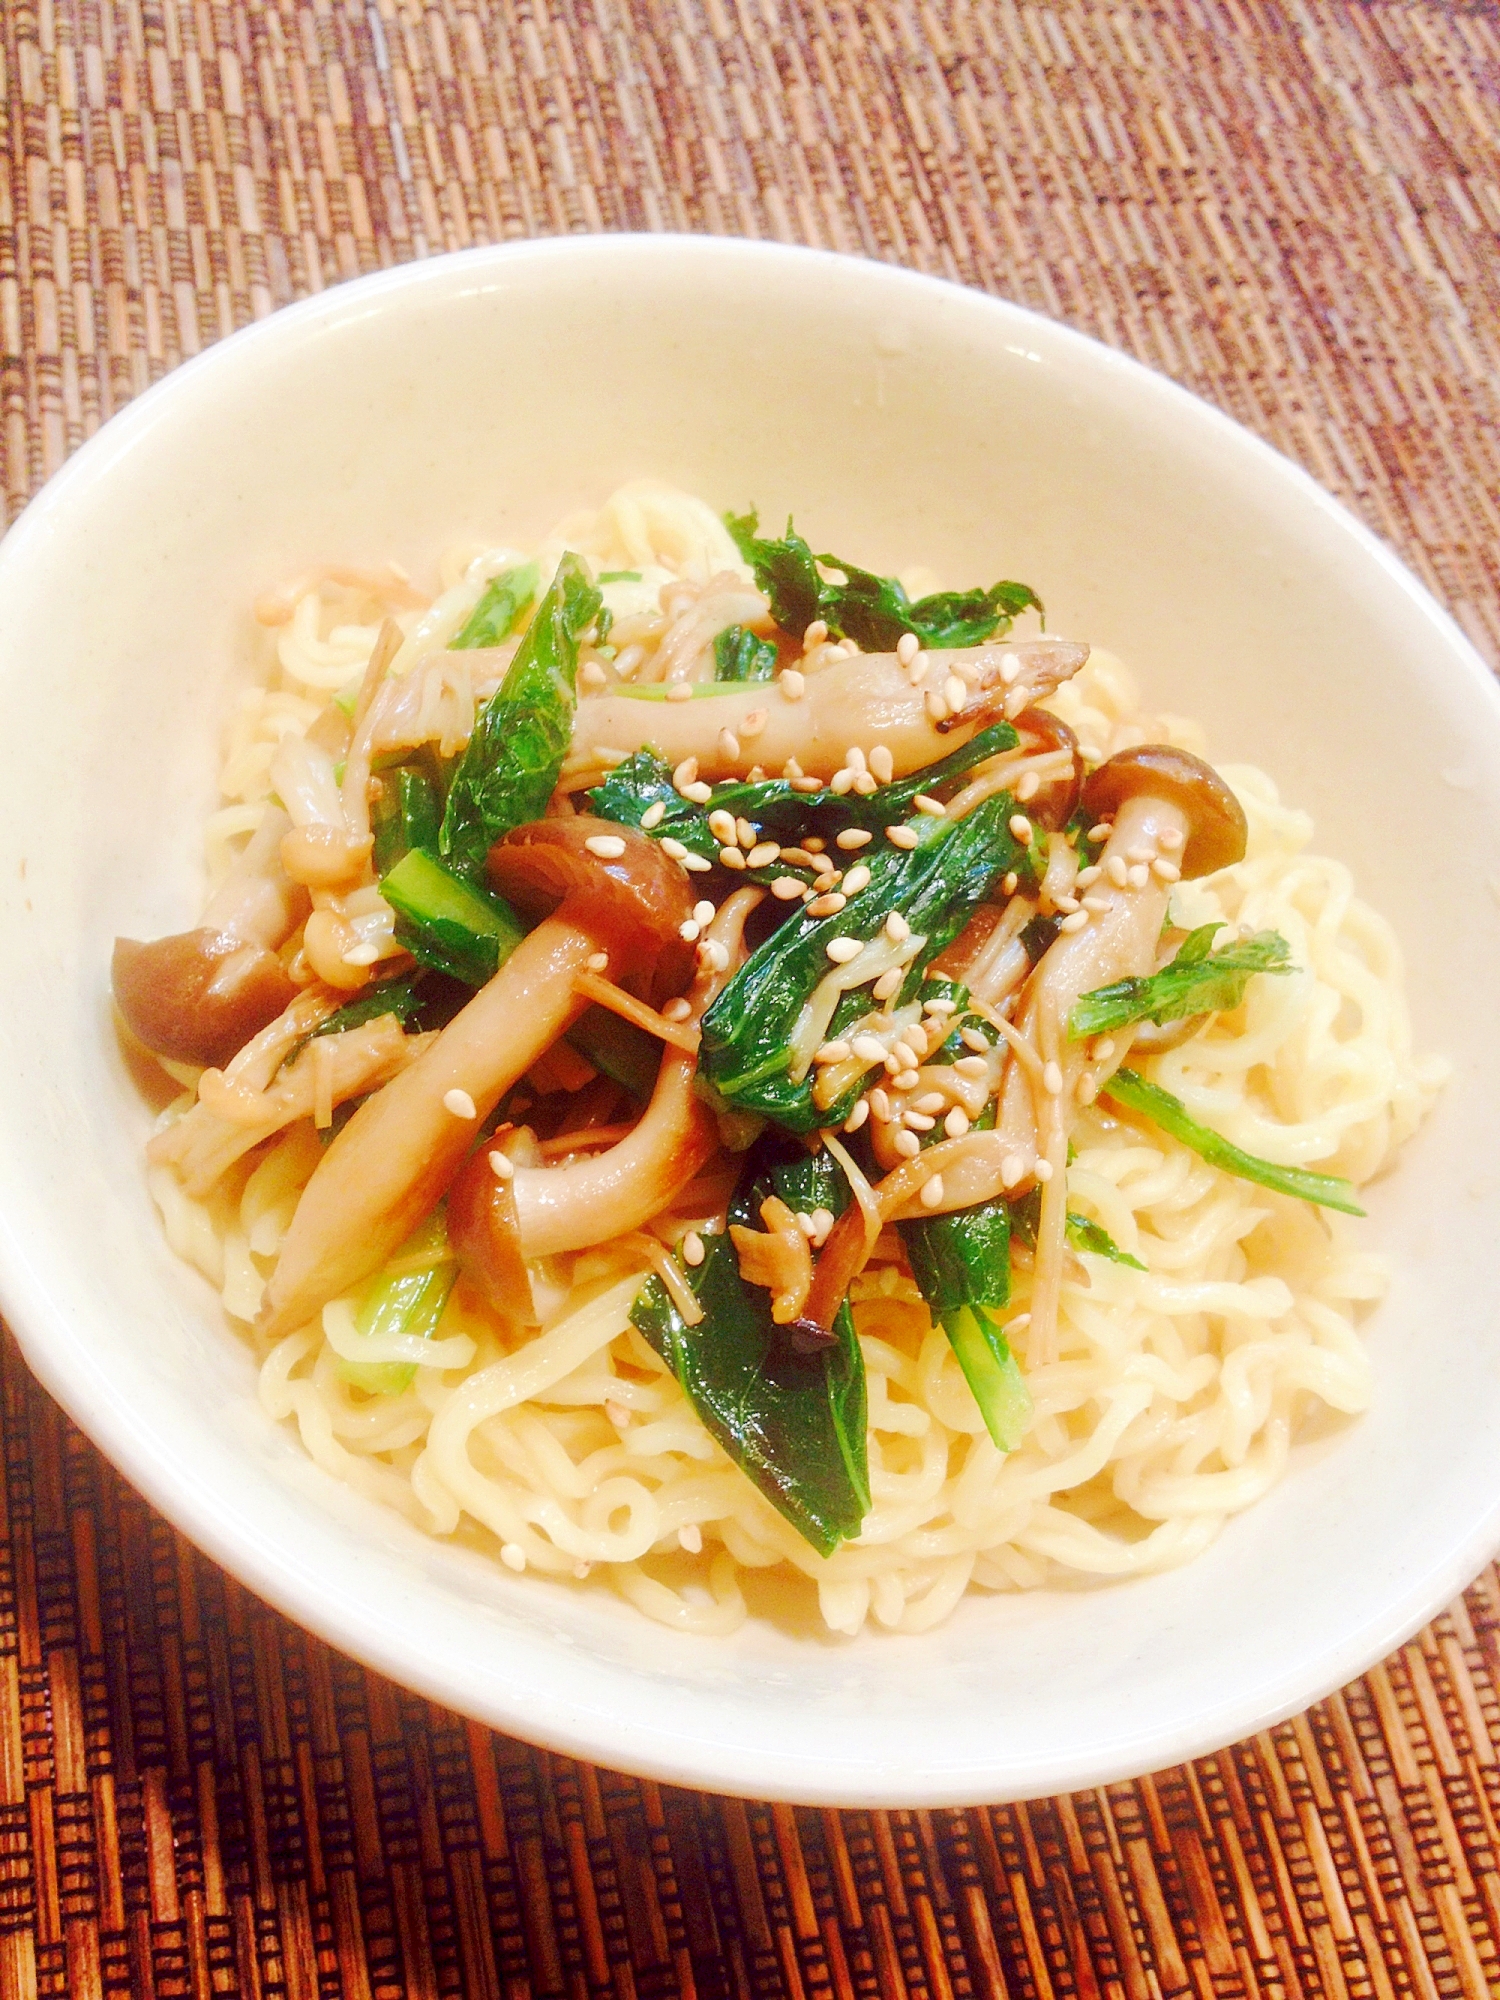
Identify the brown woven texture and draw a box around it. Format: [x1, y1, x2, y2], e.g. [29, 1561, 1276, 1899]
[2, 0, 1499, 1995]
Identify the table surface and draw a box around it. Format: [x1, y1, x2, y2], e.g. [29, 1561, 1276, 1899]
[2, 2, 1499, 1995]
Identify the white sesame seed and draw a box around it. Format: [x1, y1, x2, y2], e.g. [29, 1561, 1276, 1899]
[914, 1091, 946, 1114]
[719, 729, 741, 760]
[580, 660, 607, 689]
[954, 1055, 989, 1079]
[869, 1087, 892, 1121]
[920, 1173, 946, 1209]
[842, 865, 872, 895]
[852, 1034, 888, 1064]
[1055, 895, 1080, 913]
[684, 781, 713, 804]
[693, 900, 715, 926]
[660, 836, 688, 861]
[886, 823, 919, 850]
[893, 1067, 920, 1091]
[698, 939, 730, 972]
[736, 818, 756, 848]
[1009, 814, 1033, 845]
[795, 1210, 817, 1238]
[815, 1039, 852, 1064]
[960, 1031, 990, 1056]
[444, 1088, 478, 1120]
[899, 1022, 928, 1056]
[1002, 871, 1019, 896]
[924, 689, 949, 724]
[869, 745, 895, 784]
[845, 745, 868, 774]
[771, 876, 805, 899]
[803, 620, 828, 650]
[844, 1098, 871, 1132]
[1042, 1061, 1063, 1095]
[740, 708, 767, 738]
[1077, 1073, 1098, 1105]
[810, 1207, 836, 1244]
[719, 846, 747, 870]
[744, 841, 778, 868]
[1152, 858, 1182, 882]
[573, 1561, 591, 1579]
[585, 834, 626, 859]
[489, 1150, 515, 1180]
[872, 968, 903, 999]
[852, 772, 878, 796]
[944, 1106, 970, 1139]
[586, 950, 610, 971]
[641, 800, 667, 830]
[906, 656, 930, 687]
[1000, 1153, 1025, 1188]
[1016, 769, 1041, 802]
[709, 808, 736, 843]
[914, 794, 946, 817]
[895, 1130, 921, 1159]
[666, 682, 693, 702]
[501, 1543, 527, 1572]
[906, 1112, 936, 1132]
[825, 936, 864, 963]
[999, 651, 1021, 684]
[791, 776, 823, 793]
[807, 892, 847, 917]
[1126, 845, 1155, 864]
[673, 757, 699, 787]
[1107, 855, 1129, 887]
[682, 1230, 705, 1267]
[1034, 1160, 1054, 1183]
[1092, 1038, 1116, 1062]
[1082, 894, 1111, 912]
[341, 943, 381, 966]
[1089, 822, 1113, 842]
[835, 828, 872, 851]
[682, 853, 713, 872]
[883, 912, 910, 945]
[1058, 910, 1090, 932]
[897, 633, 920, 666]
[1076, 864, 1102, 885]
[780, 668, 806, 700]
[679, 920, 701, 942]
[1159, 827, 1184, 851]
[830, 768, 855, 796]
[943, 674, 966, 712]
[1126, 863, 1150, 889]
[679, 1524, 703, 1553]
[662, 998, 693, 1022]
[782, 757, 804, 780]
[1004, 688, 1029, 719]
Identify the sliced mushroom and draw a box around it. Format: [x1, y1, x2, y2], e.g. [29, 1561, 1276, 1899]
[258, 818, 696, 1339]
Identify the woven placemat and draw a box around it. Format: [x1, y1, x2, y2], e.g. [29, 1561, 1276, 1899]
[3, 1, 1500, 1994]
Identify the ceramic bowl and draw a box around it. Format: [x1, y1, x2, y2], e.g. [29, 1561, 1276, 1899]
[0, 236, 1496, 1806]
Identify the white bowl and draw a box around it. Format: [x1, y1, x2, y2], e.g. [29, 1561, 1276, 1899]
[0, 236, 1496, 1807]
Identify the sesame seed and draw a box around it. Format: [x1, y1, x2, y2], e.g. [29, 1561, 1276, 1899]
[641, 800, 666, 830]
[810, 1207, 836, 1244]
[1034, 1160, 1054, 1182]
[1159, 827, 1184, 851]
[1009, 814, 1033, 844]
[826, 936, 864, 964]
[1055, 895, 1080, 913]
[662, 998, 693, 1021]
[1106, 855, 1129, 887]
[791, 776, 823, 792]
[944, 1106, 970, 1139]
[914, 1091, 946, 1114]
[924, 996, 957, 1015]
[813, 869, 841, 891]
[924, 689, 949, 724]
[898, 1022, 928, 1056]
[1002, 871, 1019, 896]
[679, 1523, 703, 1552]
[444, 1088, 478, 1120]
[1082, 894, 1111, 912]
[1000, 1153, 1025, 1188]
[740, 708, 767, 738]
[580, 661, 607, 689]
[852, 772, 878, 796]
[736, 817, 756, 847]
[834, 828, 871, 851]
[869, 744, 895, 784]
[672, 757, 699, 788]
[842, 864, 872, 895]
[1126, 845, 1155, 864]
[780, 668, 806, 700]
[906, 656, 930, 687]
[845, 745, 868, 774]
[807, 892, 847, 917]
[1042, 1061, 1063, 1095]
[960, 1030, 990, 1055]
[341, 942, 380, 966]
[682, 1230, 705, 1267]
[886, 823, 919, 850]
[718, 729, 741, 760]
[1076, 864, 1102, 885]
[719, 846, 747, 870]
[844, 1098, 871, 1133]
[783, 757, 804, 780]
[795, 1210, 817, 1238]
[852, 1034, 888, 1063]
[747, 841, 780, 868]
[999, 651, 1021, 684]
[586, 950, 610, 971]
[698, 939, 730, 972]
[585, 834, 626, 859]
[895, 1130, 921, 1158]
[573, 1562, 591, 1579]
[709, 808, 736, 843]
[666, 682, 693, 702]
[660, 836, 688, 860]
[501, 1543, 527, 1572]
[815, 1039, 852, 1064]
[1089, 822, 1113, 842]
[914, 794, 946, 817]
[897, 633, 920, 666]
[893, 1067, 920, 1091]
[684, 781, 713, 804]
[771, 876, 805, 900]
[944, 674, 966, 712]
[1092, 1037, 1116, 1062]
[803, 620, 828, 650]
[869, 1087, 892, 1121]
[489, 1150, 515, 1180]
[1058, 910, 1090, 932]
[1152, 858, 1182, 882]
[679, 919, 700, 942]
[830, 768, 855, 796]
[1126, 863, 1150, 889]
[692, 900, 715, 926]
[920, 1173, 946, 1209]
[906, 1111, 936, 1132]
[954, 1054, 989, 1077]
[1016, 769, 1040, 802]
[872, 968, 903, 999]
[1077, 1073, 1098, 1104]
[682, 853, 713, 872]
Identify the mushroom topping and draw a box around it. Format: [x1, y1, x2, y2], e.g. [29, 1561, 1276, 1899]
[730, 1196, 814, 1324]
[1080, 745, 1246, 879]
[564, 636, 1088, 787]
[257, 818, 696, 1339]
[112, 808, 306, 1069]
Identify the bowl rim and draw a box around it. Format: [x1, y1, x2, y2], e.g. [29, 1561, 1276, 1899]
[2, 230, 1498, 1806]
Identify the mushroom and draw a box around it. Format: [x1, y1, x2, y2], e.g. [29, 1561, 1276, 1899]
[257, 817, 696, 1339]
[563, 636, 1089, 787]
[943, 707, 1083, 831]
[112, 808, 307, 1069]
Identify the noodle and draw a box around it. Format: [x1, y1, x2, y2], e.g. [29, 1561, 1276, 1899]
[138, 484, 1443, 1638]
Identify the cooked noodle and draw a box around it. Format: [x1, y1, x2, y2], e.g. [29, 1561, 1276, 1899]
[140, 482, 1443, 1637]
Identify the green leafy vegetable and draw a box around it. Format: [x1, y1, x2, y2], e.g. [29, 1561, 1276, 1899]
[713, 624, 780, 682]
[698, 792, 1029, 1132]
[1069, 924, 1293, 1040]
[339, 1212, 457, 1396]
[371, 765, 443, 877]
[629, 1138, 868, 1556]
[1009, 1190, 1146, 1269]
[565, 1007, 661, 1100]
[597, 569, 641, 584]
[900, 1199, 1031, 1450]
[1103, 1067, 1365, 1215]
[380, 847, 527, 988]
[449, 562, 540, 652]
[308, 971, 471, 1047]
[727, 510, 1042, 650]
[439, 554, 602, 876]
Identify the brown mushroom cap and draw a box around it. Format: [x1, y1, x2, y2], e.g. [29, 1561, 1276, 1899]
[112, 928, 298, 1069]
[1080, 746, 1247, 877]
[1012, 707, 1083, 830]
[487, 816, 696, 1000]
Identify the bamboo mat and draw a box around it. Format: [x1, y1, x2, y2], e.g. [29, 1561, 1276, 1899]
[2, 1, 1500, 1994]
